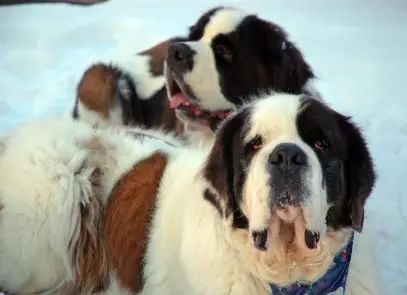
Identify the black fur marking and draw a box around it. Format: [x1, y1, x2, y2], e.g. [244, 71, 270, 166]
[188, 6, 226, 41]
[203, 108, 252, 229]
[72, 96, 79, 119]
[208, 13, 314, 107]
[141, 87, 168, 127]
[252, 229, 268, 251]
[297, 97, 376, 232]
[172, 7, 315, 134]
[203, 189, 223, 216]
[116, 69, 142, 126]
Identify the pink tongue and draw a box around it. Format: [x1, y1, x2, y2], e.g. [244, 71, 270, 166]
[170, 93, 189, 108]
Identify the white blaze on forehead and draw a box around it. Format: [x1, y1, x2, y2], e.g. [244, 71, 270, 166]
[246, 94, 302, 142]
[242, 93, 329, 233]
[200, 8, 248, 43]
[183, 41, 236, 111]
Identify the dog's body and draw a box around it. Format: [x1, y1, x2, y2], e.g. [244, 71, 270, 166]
[72, 37, 186, 135]
[0, 94, 378, 295]
[72, 7, 319, 147]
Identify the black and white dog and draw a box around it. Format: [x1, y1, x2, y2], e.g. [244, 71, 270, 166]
[72, 6, 318, 147]
[165, 6, 318, 145]
[0, 93, 378, 295]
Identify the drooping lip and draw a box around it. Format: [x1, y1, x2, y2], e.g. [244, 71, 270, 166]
[253, 206, 321, 252]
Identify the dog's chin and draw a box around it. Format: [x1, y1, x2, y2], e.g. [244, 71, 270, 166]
[174, 109, 212, 132]
[252, 206, 322, 255]
[165, 66, 232, 132]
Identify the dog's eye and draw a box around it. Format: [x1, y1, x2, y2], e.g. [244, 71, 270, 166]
[314, 140, 330, 152]
[214, 43, 232, 62]
[249, 135, 263, 151]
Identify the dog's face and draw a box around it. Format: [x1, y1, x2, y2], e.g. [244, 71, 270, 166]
[165, 6, 314, 132]
[203, 94, 376, 255]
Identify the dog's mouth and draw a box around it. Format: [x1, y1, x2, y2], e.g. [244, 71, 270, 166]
[165, 65, 233, 130]
[252, 206, 321, 253]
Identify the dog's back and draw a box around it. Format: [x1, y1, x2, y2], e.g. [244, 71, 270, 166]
[0, 119, 99, 292]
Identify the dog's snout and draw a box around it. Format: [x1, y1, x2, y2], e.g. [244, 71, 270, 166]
[269, 143, 307, 170]
[167, 43, 195, 72]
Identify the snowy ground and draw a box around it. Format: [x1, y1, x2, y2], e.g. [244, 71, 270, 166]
[1, 0, 406, 293]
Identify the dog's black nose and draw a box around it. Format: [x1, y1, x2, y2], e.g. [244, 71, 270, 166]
[167, 43, 195, 72]
[269, 143, 307, 170]
[170, 43, 194, 61]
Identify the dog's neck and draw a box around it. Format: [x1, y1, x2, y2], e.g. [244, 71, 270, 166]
[269, 232, 354, 294]
[183, 125, 215, 149]
[226, 223, 353, 290]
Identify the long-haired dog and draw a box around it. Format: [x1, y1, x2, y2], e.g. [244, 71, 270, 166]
[0, 93, 378, 295]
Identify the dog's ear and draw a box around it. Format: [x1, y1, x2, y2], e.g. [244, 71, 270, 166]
[337, 114, 376, 232]
[252, 18, 314, 94]
[202, 109, 249, 227]
[138, 36, 187, 76]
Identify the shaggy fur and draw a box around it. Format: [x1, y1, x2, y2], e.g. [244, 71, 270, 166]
[0, 94, 378, 295]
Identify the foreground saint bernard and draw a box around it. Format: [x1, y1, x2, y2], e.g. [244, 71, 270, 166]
[0, 94, 379, 295]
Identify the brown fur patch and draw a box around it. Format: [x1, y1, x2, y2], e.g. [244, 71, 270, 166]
[64, 167, 109, 294]
[77, 63, 118, 118]
[105, 151, 168, 293]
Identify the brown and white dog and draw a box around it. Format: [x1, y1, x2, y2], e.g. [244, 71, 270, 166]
[72, 36, 186, 135]
[72, 6, 319, 147]
[0, 93, 379, 294]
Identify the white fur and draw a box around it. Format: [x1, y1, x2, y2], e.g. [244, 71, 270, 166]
[244, 95, 329, 235]
[115, 54, 165, 100]
[76, 101, 126, 129]
[180, 8, 247, 112]
[0, 118, 179, 293]
[200, 8, 248, 43]
[0, 95, 379, 295]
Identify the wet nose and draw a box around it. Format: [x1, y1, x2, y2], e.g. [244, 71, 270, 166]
[167, 43, 195, 72]
[269, 143, 307, 170]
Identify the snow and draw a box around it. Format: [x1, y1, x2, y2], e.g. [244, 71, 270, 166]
[0, 0, 406, 293]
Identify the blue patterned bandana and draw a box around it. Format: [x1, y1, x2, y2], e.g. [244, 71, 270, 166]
[269, 233, 354, 295]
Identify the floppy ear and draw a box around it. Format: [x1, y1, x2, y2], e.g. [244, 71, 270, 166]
[337, 114, 376, 232]
[202, 110, 248, 228]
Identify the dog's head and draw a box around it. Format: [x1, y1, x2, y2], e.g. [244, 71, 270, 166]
[165, 6, 314, 132]
[202, 93, 376, 282]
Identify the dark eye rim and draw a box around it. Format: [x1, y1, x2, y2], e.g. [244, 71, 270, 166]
[212, 36, 233, 61]
[214, 44, 232, 61]
[314, 139, 330, 152]
[245, 135, 263, 156]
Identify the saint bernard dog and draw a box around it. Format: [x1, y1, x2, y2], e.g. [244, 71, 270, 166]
[0, 93, 378, 295]
[164, 6, 318, 146]
[72, 6, 317, 147]
[72, 36, 187, 135]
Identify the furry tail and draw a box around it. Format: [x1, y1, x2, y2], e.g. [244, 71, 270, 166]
[47, 144, 108, 293]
